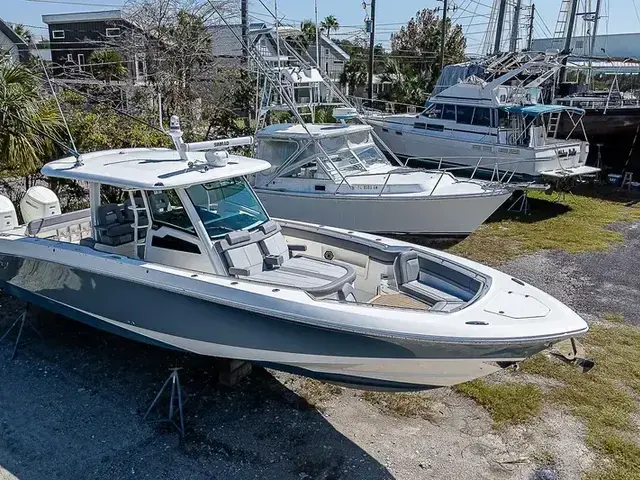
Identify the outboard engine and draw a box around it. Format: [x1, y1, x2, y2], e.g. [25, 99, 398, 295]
[20, 186, 61, 224]
[0, 195, 18, 232]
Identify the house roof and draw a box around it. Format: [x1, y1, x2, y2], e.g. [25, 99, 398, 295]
[0, 18, 29, 61]
[42, 10, 125, 25]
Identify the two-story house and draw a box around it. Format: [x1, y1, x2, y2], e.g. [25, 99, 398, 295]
[0, 18, 29, 63]
[42, 10, 143, 80]
[209, 22, 349, 89]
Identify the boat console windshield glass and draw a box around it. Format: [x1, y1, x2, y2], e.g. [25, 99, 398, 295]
[149, 178, 268, 239]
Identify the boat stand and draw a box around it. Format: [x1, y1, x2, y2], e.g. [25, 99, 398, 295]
[0, 306, 42, 361]
[550, 338, 595, 373]
[143, 367, 186, 437]
[507, 190, 529, 214]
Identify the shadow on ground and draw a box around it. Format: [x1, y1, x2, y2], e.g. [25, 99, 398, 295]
[0, 294, 392, 480]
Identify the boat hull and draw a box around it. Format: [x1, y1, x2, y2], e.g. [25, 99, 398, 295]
[0, 253, 551, 391]
[255, 190, 511, 236]
[368, 119, 590, 179]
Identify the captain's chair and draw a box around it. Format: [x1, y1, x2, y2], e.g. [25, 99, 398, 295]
[95, 203, 133, 246]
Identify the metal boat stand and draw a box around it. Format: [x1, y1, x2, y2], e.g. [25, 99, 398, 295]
[0, 305, 42, 360]
[143, 367, 186, 437]
[550, 338, 595, 373]
[507, 190, 529, 214]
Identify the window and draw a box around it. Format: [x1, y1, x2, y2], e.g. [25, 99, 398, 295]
[456, 106, 474, 124]
[575, 40, 584, 49]
[426, 124, 445, 132]
[325, 48, 330, 55]
[66, 53, 73, 62]
[333, 60, 344, 66]
[424, 103, 443, 118]
[148, 190, 195, 234]
[442, 104, 456, 121]
[186, 178, 268, 239]
[472, 107, 492, 127]
[77, 53, 84, 71]
[52, 30, 65, 39]
[497, 109, 510, 128]
[413, 122, 426, 130]
[106, 27, 121, 37]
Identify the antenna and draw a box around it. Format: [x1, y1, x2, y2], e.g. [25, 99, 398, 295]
[32, 41, 81, 165]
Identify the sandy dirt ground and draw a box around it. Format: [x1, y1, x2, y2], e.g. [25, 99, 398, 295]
[0, 222, 638, 480]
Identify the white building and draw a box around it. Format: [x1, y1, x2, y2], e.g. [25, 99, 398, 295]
[531, 33, 640, 61]
[0, 18, 29, 63]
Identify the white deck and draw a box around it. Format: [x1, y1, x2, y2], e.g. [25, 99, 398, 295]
[42, 148, 271, 190]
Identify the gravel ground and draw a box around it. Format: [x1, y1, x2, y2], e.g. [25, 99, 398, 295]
[0, 222, 638, 480]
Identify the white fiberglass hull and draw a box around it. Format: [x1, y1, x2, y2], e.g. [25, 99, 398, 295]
[368, 118, 592, 178]
[255, 190, 512, 235]
[0, 222, 586, 391]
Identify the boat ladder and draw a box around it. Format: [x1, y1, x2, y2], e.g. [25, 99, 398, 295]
[547, 111, 561, 138]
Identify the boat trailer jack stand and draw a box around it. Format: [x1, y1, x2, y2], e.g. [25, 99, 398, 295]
[507, 191, 529, 214]
[143, 367, 186, 438]
[550, 338, 595, 373]
[0, 306, 42, 361]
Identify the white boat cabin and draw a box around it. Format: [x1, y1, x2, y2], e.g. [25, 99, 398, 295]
[253, 123, 398, 192]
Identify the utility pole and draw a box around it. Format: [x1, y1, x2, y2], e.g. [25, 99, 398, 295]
[314, 0, 320, 68]
[367, 0, 376, 102]
[241, 0, 249, 121]
[440, 0, 448, 71]
[493, 0, 508, 54]
[509, 0, 522, 52]
[526, 3, 535, 51]
[559, 0, 580, 83]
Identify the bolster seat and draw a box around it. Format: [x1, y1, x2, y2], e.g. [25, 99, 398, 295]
[96, 203, 133, 246]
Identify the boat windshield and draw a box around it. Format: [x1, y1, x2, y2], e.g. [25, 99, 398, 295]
[186, 178, 268, 238]
[318, 143, 390, 180]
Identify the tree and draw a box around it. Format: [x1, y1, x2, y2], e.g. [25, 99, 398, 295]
[87, 49, 127, 82]
[339, 58, 368, 93]
[378, 58, 431, 106]
[11, 24, 33, 45]
[390, 8, 466, 95]
[0, 60, 63, 178]
[320, 15, 339, 40]
[300, 19, 317, 44]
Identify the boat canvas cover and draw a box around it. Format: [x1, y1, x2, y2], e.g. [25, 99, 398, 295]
[499, 104, 586, 116]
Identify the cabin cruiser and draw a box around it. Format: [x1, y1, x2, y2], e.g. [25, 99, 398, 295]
[365, 63, 599, 181]
[252, 114, 513, 236]
[0, 118, 588, 391]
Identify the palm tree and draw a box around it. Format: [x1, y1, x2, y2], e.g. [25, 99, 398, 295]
[320, 15, 339, 40]
[11, 24, 33, 45]
[339, 58, 368, 94]
[0, 60, 63, 177]
[88, 50, 127, 82]
[299, 19, 317, 45]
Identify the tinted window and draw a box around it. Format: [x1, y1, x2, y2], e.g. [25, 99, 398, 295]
[413, 122, 426, 129]
[456, 106, 474, 124]
[442, 104, 456, 121]
[186, 178, 269, 239]
[497, 109, 510, 127]
[148, 190, 195, 234]
[423, 103, 443, 119]
[472, 107, 492, 127]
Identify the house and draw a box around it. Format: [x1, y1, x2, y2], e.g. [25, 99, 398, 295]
[304, 34, 350, 84]
[0, 18, 29, 63]
[42, 10, 143, 79]
[208, 23, 349, 87]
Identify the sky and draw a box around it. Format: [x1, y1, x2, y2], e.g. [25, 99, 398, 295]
[2, 0, 638, 53]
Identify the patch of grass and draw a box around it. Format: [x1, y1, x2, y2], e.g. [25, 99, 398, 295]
[519, 318, 640, 479]
[602, 312, 626, 324]
[361, 391, 434, 419]
[295, 379, 343, 408]
[455, 380, 542, 427]
[447, 191, 640, 265]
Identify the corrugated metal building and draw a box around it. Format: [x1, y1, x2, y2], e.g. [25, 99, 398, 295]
[531, 32, 640, 60]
